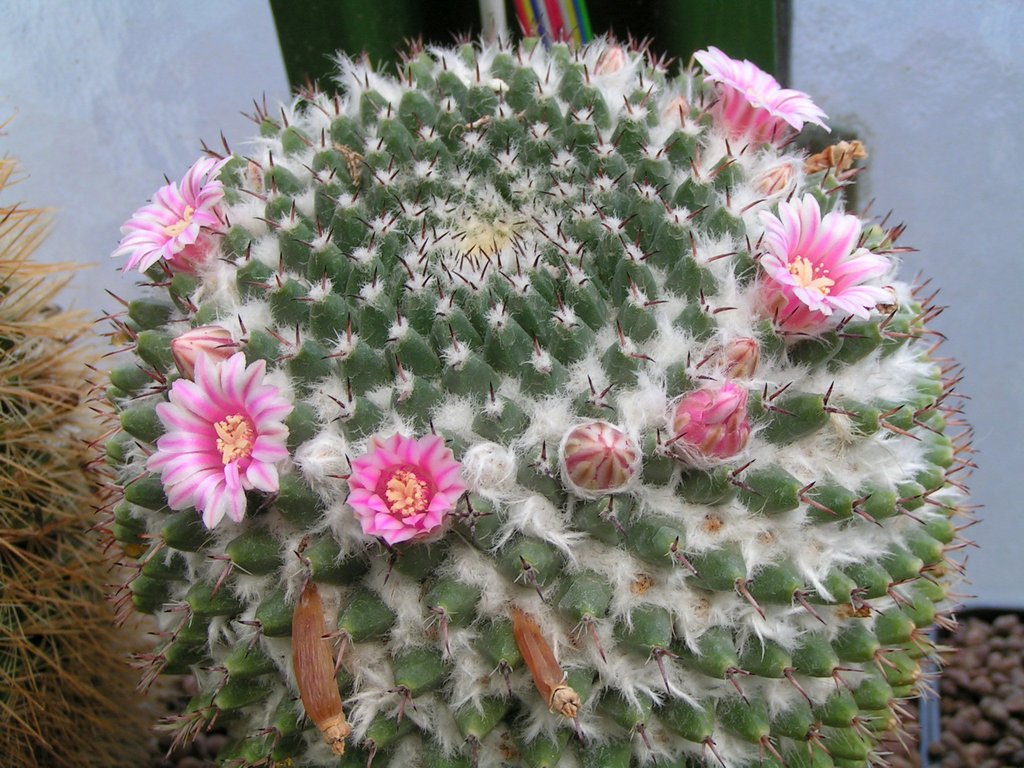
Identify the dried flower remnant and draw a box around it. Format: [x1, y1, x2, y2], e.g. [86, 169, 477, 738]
[293, 581, 350, 755]
[805, 140, 867, 175]
[510, 606, 580, 719]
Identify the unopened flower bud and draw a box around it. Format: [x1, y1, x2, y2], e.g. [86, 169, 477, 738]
[723, 338, 760, 379]
[662, 95, 690, 126]
[246, 160, 265, 193]
[171, 325, 236, 379]
[755, 164, 795, 196]
[669, 382, 750, 463]
[596, 46, 626, 75]
[560, 421, 640, 497]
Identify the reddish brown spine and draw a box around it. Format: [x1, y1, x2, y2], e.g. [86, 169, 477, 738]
[293, 581, 350, 754]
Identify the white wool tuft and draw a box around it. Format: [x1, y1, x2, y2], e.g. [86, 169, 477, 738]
[294, 431, 350, 487]
[461, 442, 518, 497]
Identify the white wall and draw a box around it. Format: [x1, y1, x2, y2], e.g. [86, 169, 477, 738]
[1, 1, 1019, 605]
[793, 0, 1024, 607]
[0, 0, 289, 308]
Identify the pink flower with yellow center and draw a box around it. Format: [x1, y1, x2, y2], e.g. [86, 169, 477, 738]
[695, 46, 827, 145]
[669, 381, 751, 464]
[347, 434, 466, 546]
[112, 156, 229, 273]
[148, 352, 292, 529]
[758, 195, 892, 334]
[559, 421, 640, 497]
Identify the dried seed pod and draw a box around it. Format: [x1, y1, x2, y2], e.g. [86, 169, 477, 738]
[510, 606, 580, 718]
[293, 580, 349, 754]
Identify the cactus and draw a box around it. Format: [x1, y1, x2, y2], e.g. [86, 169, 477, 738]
[103, 39, 970, 767]
[0, 153, 149, 766]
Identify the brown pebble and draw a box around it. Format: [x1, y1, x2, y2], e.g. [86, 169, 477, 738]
[963, 741, 988, 762]
[972, 718, 999, 742]
[970, 674, 995, 696]
[964, 627, 987, 645]
[993, 613, 1020, 634]
[981, 696, 1010, 723]
[1007, 694, 1024, 714]
[995, 736, 1024, 757]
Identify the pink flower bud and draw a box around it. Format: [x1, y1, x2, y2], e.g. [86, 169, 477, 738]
[171, 325, 236, 379]
[754, 164, 795, 196]
[596, 46, 627, 76]
[662, 95, 690, 126]
[669, 382, 750, 463]
[723, 338, 760, 379]
[560, 421, 640, 497]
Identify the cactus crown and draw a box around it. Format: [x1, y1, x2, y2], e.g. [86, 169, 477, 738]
[104, 38, 968, 768]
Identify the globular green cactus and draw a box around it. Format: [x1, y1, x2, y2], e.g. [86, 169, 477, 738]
[103, 39, 970, 767]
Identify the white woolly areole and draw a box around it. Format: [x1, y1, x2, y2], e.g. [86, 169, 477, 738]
[461, 442, 518, 496]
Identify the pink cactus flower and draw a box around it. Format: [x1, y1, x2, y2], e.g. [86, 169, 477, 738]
[758, 195, 892, 334]
[171, 325, 237, 379]
[112, 156, 229, 273]
[347, 434, 466, 546]
[560, 421, 640, 497]
[148, 352, 292, 529]
[695, 46, 827, 144]
[669, 382, 751, 463]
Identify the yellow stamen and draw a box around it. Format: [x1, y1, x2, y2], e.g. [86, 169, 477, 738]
[788, 256, 835, 296]
[214, 414, 254, 464]
[384, 469, 429, 516]
[163, 205, 196, 238]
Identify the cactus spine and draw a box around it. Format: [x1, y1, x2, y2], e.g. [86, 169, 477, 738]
[104, 39, 970, 767]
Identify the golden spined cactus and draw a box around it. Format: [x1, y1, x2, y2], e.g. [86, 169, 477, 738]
[0, 152, 151, 767]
